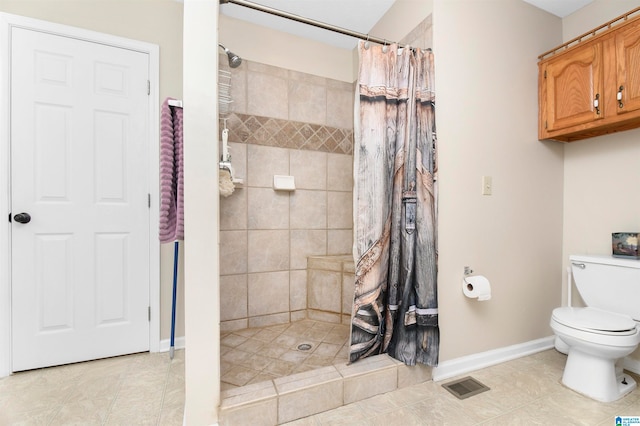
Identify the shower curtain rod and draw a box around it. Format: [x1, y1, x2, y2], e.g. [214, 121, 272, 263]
[219, 0, 410, 49]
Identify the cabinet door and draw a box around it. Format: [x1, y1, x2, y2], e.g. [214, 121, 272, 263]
[615, 24, 640, 115]
[544, 42, 603, 132]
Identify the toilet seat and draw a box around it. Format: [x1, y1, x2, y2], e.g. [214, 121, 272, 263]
[552, 307, 637, 336]
[550, 317, 640, 348]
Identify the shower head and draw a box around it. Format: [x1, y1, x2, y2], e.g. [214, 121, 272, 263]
[218, 43, 242, 68]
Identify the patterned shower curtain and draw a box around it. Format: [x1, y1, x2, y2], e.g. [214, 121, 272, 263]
[350, 41, 439, 367]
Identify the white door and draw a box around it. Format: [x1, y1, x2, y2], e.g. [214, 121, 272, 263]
[10, 27, 151, 372]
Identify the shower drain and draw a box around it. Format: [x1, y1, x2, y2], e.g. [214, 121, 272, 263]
[297, 343, 313, 351]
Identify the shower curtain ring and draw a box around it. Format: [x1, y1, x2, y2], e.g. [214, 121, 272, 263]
[382, 39, 388, 53]
[364, 34, 370, 49]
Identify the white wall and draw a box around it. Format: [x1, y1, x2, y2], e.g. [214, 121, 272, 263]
[432, 0, 564, 361]
[562, 0, 640, 362]
[183, 1, 219, 423]
[0, 0, 182, 102]
[0, 0, 185, 342]
[562, 0, 640, 41]
[219, 14, 355, 82]
[368, 0, 434, 44]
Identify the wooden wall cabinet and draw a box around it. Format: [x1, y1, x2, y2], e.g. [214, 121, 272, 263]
[539, 10, 640, 142]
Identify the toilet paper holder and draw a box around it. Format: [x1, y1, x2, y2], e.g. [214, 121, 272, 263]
[463, 266, 475, 291]
[462, 267, 492, 301]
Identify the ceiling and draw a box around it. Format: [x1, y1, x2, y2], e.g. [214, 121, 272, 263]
[219, 0, 594, 49]
[219, 0, 396, 49]
[522, 0, 594, 18]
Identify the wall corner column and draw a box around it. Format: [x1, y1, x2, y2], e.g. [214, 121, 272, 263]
[183, 0, 220, 424]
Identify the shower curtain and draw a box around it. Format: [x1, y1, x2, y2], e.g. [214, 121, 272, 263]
[350, 41, 439, 367]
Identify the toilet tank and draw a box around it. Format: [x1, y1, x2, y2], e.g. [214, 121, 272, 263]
[570, 254, 640, 321]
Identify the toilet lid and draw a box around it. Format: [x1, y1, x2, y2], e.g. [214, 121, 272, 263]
[553, 307, 637, 334]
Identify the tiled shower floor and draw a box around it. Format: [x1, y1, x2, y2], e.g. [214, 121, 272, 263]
[220, 319, 350, 391]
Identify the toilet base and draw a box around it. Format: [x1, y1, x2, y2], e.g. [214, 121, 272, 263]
[562, 349, 637, 402]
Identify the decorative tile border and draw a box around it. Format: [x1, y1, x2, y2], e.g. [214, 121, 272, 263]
[223, 112, 353, 155]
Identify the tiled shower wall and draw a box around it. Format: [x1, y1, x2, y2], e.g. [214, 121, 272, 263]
[219, 57, 355, 332]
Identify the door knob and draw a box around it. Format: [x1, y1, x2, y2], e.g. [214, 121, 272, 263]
[13, 213, 31, 224]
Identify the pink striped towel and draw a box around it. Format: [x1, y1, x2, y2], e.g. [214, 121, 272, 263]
[159, 98, 184, 242]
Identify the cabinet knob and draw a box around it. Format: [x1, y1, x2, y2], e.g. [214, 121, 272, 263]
[618, 85, 624, 108]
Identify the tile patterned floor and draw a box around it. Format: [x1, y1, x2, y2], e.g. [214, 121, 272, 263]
[221, 319, 350, 391]
[0, 350, 184, 425]
[2, 334, 640, 425]
[283, 349, 640, 426]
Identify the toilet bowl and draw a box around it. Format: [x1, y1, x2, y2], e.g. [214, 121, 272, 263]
[550, 255, 640, 402]
[550, 307, 640, 402]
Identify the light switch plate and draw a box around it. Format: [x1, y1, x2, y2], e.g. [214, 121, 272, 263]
[482, 176, 492, 196]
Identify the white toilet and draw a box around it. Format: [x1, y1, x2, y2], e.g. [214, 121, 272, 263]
[550, 254, 640, 402]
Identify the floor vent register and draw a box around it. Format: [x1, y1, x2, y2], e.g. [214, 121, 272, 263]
[441, 376, 490, 400]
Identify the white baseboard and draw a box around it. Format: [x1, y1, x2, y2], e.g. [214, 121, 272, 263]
[432, 336, 556, 382]
[623, 356, 640, 375]
[159, 336, 186, 353]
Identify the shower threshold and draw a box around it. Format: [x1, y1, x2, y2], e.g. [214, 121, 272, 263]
[219, 320, 433, 425]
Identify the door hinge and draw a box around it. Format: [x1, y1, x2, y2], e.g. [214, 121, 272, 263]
[147, 80, 150, 95]
[148, 193, 151, 208]
[148, 306, 151, 322]
[544, 70, 547, 78]
[545, 120, 548, 129]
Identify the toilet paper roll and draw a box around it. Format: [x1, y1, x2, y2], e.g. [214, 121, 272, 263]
[462, 275, 492, 301]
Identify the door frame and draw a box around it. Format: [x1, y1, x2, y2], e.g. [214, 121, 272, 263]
[0, 12, 160, 377]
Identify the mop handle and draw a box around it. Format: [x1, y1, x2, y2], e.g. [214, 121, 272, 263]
[170, 241, 179, 359]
